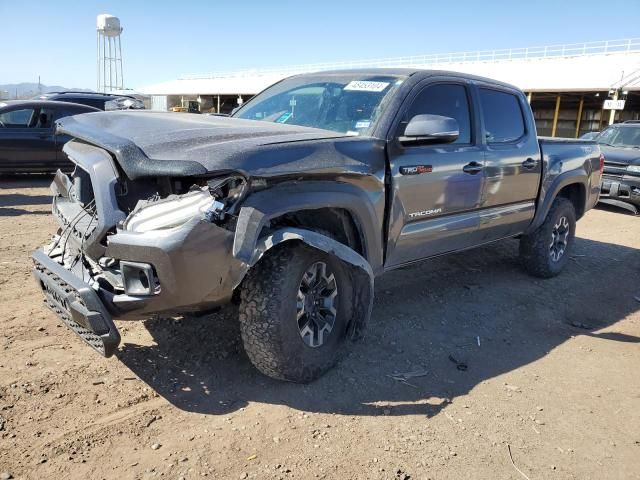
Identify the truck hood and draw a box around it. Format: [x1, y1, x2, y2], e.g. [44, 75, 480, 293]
[600, 145, 640, 166]
[56, 111, 350, 180]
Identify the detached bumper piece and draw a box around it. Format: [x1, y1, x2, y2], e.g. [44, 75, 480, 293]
[32, 250, 120, 357]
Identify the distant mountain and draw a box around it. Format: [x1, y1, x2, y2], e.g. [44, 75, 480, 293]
[0, 83, 93, 100]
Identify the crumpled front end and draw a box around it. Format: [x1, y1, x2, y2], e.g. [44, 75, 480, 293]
[32, 140, 251, 355]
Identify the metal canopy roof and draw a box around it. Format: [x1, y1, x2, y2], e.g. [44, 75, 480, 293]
[140, 38, 640, 96]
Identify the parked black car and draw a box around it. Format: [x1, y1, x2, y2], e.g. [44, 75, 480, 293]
[36, 91, 145, 111]
[597, 120, 640, 213]
[0, 100, 100, 173]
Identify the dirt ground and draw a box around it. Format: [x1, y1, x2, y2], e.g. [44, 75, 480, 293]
[0, 176, 639, 480]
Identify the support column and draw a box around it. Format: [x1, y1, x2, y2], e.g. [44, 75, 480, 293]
[608, 90, 618, 125]
[551, 95, 561, 137]
[217, 95, 221, 113]
[575, 96, 584, 138]
[527, 92, 533, 104]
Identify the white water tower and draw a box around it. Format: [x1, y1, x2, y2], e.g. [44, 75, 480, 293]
[97, 14, 124, 92]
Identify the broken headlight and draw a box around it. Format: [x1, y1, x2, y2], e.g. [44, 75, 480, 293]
[123, 188, 224, 233]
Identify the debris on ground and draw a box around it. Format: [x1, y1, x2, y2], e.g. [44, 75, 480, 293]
[570, 320, 594, 329]
[387, 369, 429, 387]
[507, 444, 531, 480]
[448, 355, 468, 371]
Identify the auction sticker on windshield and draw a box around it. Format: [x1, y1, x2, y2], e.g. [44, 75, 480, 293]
[344, 81, 390, 92]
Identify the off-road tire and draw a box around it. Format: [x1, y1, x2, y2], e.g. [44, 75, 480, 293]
[239, 243, 353, 383]
[519, 197, 576, 278]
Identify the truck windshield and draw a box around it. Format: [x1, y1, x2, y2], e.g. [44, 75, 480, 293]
[233, 74, 406, 135]
[597, 126, 640, 148]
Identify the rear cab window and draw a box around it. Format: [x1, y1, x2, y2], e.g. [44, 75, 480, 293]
[479, 88, 525, 143]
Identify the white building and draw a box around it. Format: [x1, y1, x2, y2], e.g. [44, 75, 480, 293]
[140, 38, 640, 137]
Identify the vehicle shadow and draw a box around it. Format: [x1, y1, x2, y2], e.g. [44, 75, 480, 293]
[116, 236, 640, 418]
[0, 176, 52, 216]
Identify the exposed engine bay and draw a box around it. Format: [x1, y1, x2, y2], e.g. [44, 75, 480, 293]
[45, 143, 249, 307]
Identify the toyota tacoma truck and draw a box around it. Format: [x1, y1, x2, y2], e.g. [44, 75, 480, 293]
[32, 69, 603, 383]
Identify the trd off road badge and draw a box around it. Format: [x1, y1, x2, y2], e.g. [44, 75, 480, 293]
[400, 165, 432, 175]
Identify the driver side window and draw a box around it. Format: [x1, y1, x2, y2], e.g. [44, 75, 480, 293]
[406, 84, 472, 144]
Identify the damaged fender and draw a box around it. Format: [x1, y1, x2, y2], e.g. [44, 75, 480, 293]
[250, 227, 374, 339]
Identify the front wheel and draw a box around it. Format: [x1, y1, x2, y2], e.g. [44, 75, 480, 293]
[239, 243, 354, 383]
[519, 197, 576, 278]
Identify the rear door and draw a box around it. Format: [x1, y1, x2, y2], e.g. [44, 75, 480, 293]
[474, 85, 541, 240]
[385, 78, 486, 268]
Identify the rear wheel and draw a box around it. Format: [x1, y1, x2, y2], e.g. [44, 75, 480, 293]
[519, 197, 576, 278]
[239, 243, 353, 383]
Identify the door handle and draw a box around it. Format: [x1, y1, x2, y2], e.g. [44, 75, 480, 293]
[462, 161, 483, 174]
[522, 158, 537, 169]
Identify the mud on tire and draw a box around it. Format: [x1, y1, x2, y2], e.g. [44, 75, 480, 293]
[519, 197, 576, 278]
[239, 242, 354, 383]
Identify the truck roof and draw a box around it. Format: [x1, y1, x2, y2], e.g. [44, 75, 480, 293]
[295, 68, 520, 91]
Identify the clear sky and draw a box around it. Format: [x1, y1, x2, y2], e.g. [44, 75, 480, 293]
[2, 0, 640, 89]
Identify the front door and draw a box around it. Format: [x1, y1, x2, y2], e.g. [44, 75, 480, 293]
[0, 106, 56, 172]
[386, 80, 485, 268]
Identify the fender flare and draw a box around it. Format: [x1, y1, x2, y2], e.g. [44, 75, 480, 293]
[232, 181, 385, 273]
[526, 170, 588, 234]
[249, 227, 374, 339]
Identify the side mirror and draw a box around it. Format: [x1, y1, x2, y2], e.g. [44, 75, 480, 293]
[399, 114, 459, 145]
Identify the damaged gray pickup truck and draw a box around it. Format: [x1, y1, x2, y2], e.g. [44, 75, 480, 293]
[33, 69, 603, 382]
